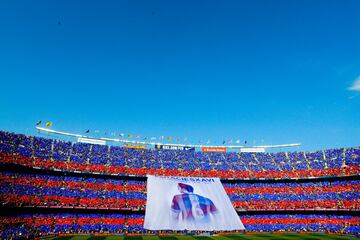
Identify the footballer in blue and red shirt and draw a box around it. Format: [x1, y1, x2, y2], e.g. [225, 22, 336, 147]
[171, 183, 218, 222]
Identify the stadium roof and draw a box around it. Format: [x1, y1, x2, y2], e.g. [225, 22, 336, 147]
[36, 126, 301, 151]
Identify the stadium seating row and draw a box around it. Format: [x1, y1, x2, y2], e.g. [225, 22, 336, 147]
[0, 131, 359, 179]
[1, 171, 359, 210]
[1, 213, 359, 239]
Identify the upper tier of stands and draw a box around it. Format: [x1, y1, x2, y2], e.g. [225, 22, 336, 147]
[0, 131, 359, 179]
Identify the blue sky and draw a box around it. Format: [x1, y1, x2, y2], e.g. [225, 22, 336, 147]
[0, 0, 359, 151]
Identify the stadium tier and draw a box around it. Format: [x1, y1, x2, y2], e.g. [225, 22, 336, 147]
[0, 130, 359, 238]
[0, 171, 359, 210]
[0, 131, 359, 179]
[1, 213, 359, 239]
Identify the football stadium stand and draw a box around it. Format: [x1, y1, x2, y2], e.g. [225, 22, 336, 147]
[0, 171, 359, 210]
[1, 213, 359, 239]
[0, 130, 359, 238]
[0, 131, 358, 179]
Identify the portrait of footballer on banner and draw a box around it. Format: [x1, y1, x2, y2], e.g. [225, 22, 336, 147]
[171, 183, 218, 223]
[144, 175, 244, 231]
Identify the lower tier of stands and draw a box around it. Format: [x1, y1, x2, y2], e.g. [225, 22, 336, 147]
[1, 213, 359, 239]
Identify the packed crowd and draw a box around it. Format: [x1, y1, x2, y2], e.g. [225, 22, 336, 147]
[0, 131, 359, 179]
[0, 130, 359, 238]
[241, 214, 360, 234]
[0, 213, 131, 239]
[0, 171, 145, 209]
[225, 181, 359, 210]
[1, 171, 358, 210]
[1, 213, 359, 239]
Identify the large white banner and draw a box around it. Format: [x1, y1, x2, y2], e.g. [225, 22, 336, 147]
[144, 175, 245, 231]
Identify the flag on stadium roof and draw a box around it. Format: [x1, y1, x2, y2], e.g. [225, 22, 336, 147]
[45, 122, 53, 127]
[85, 129, 90, 133]
[167, 137, 172, 141]
[128, 134, 133, 138]
[36, 120, 42, 125]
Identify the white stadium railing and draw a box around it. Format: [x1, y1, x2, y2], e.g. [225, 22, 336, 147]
[35, 126, 301, 152]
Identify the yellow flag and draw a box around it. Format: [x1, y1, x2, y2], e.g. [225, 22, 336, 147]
[128, 135, 133, 138]
[45, 122, 53, 127]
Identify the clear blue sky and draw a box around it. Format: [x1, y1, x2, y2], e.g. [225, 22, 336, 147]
[0, 0, 359, 151]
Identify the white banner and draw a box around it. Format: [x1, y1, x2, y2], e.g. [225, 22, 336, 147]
[144, 175, 245, 231]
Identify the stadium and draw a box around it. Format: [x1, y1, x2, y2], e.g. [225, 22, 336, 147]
[0, 126, 359, 239]
[1, 0, 360, 239]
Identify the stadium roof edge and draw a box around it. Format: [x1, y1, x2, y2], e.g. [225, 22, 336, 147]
[35, 127, 301, 150]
